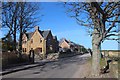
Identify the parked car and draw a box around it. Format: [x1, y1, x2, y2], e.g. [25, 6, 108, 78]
[59, 48, 72, 53]
[59, 48, 66, 53]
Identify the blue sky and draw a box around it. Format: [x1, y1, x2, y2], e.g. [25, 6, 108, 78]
[1, 2, 118, 50]
[39, 2, 118, 50]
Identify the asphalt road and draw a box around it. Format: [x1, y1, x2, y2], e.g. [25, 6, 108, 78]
[2, 53, 91, 78]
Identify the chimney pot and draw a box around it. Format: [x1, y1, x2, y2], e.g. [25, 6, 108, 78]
[35, 26, 39, 30]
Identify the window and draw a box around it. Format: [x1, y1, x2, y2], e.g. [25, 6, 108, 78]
[25, 48, 26, 52]
[23, 48, 26, 52]
[39, 48, 42, 52]
[50, 45, 53, 50]
[22, 40, 26, 43]
[23, 48, 24, 52]
[40, 38, 42, 43]
[48, 39, 51, 44]
[31, 39, 33, 43]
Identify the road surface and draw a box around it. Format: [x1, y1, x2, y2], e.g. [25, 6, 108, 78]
[3, 53, 91, 78]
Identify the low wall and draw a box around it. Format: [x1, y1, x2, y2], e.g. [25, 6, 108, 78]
[101, 50, 119, 57]
[47, 52, 85, 60]
[2, 52, 29, 69]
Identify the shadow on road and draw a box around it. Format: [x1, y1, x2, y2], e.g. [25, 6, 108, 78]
[32, 55, 90, 74]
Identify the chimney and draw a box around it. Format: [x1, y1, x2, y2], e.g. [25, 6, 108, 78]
[35, 26, 39, 30]
[68, 39, 70, 42]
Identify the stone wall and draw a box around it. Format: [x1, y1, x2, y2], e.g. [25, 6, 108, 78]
[101, 50, 119, 57]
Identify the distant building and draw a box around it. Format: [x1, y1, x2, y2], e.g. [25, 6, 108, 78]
[59, 38, 82, 52]
[22, 26, 59, 56]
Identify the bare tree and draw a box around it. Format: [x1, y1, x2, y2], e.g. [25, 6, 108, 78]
[2, 2, 19, 51]
[64, 2, 120, 76]
[2, 2, 40, 57]
[18, 2, 39, 56]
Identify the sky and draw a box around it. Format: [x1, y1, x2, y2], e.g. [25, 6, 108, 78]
[1, 2, 118, 50]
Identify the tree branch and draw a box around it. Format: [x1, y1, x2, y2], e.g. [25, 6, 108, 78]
[106, 15, 119, 34]
[91, 2, 105, 15]
[106, 38, 120, 40]
[105, 33, 120, 38]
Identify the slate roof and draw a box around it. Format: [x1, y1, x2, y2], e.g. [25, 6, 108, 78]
[41, 30, 50, 39]
[25, 30, 51, 40]
[26, 32, 34, 40]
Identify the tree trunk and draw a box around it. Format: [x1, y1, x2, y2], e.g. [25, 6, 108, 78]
[18, 3, 24, 58]
[92, 29, 101, 77]
[13, 25, 16, 51]
[18, 15, 23, 58]
[19, 27, 22, 58]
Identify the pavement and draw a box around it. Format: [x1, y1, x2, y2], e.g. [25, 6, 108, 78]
[1, 59, 57, 76]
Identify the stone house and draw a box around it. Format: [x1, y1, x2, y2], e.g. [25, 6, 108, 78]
[22, 26, 59, 56]
[59, 38, 81, 52]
